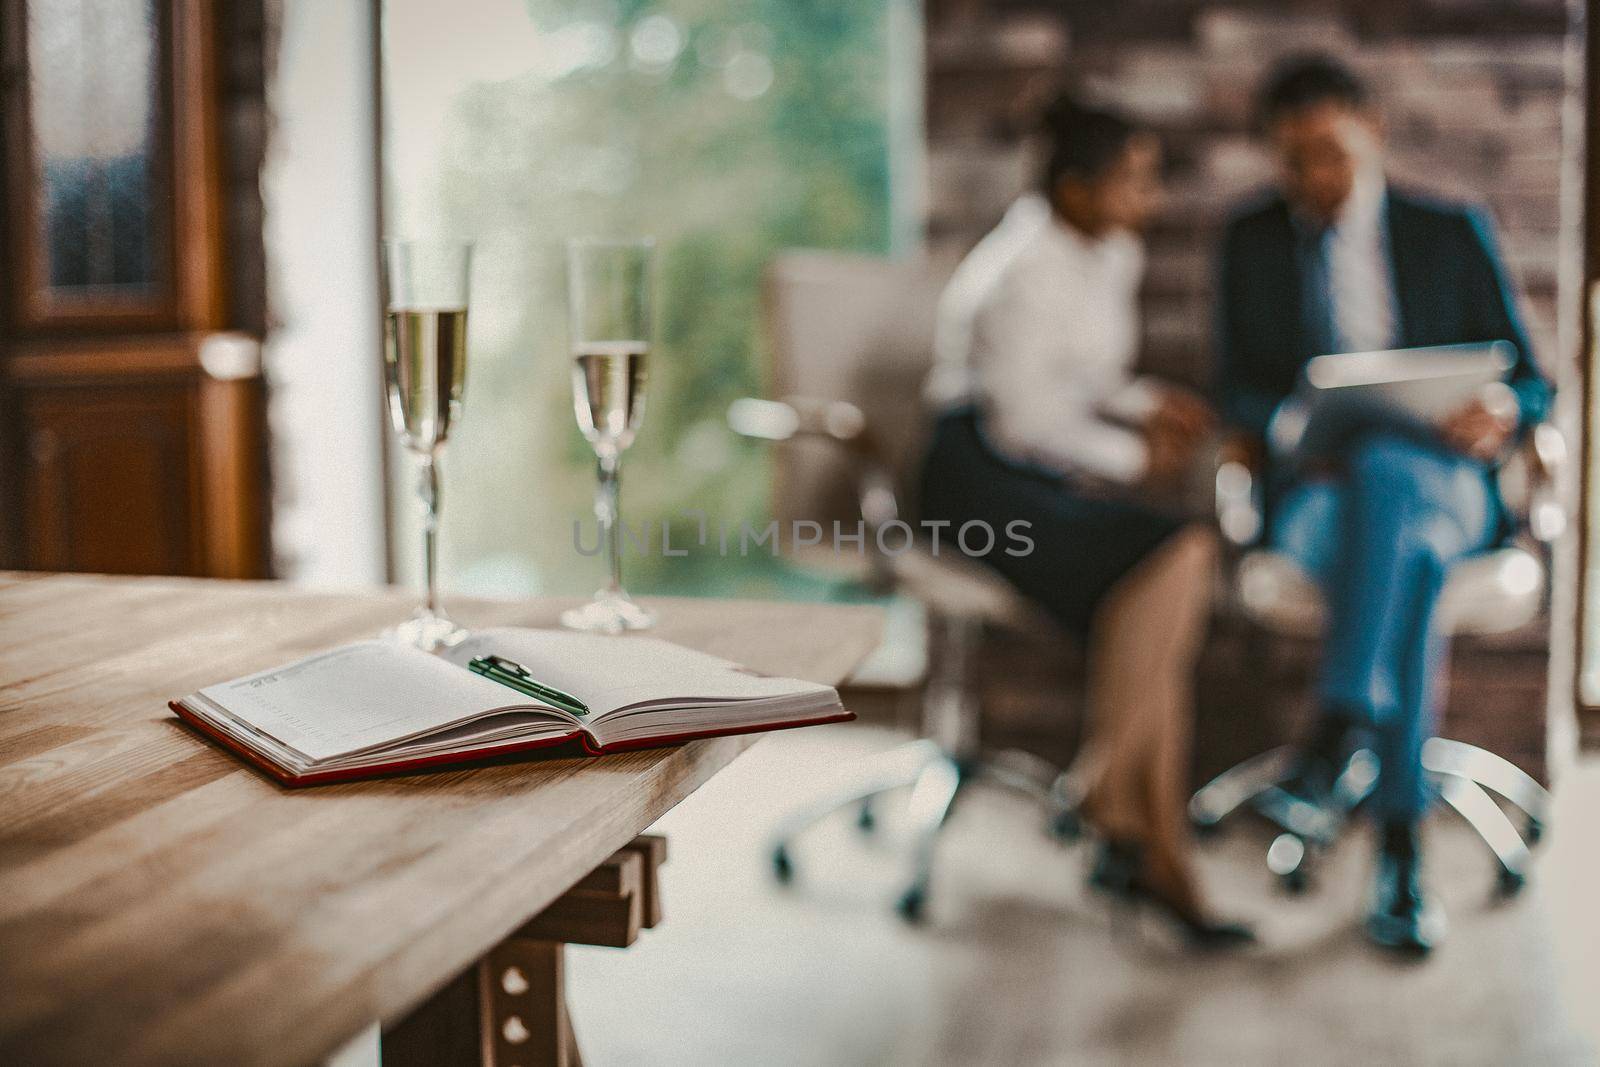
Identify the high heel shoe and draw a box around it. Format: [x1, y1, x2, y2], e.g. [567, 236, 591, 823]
[1089, 839, 1256, 950]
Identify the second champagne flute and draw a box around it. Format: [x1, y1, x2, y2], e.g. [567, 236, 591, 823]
[562, 237, 655, 634]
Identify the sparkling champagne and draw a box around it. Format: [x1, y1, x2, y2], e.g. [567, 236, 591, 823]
[385, 307, 467, 452]
[571, 340, 649, 453]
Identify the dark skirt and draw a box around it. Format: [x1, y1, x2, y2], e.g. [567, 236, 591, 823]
[917, 408, 1186, 635]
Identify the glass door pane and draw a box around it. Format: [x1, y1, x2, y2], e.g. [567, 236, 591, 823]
[23, 0, 169, 312]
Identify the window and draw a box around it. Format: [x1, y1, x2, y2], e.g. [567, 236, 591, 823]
[381, 0, 915, 599]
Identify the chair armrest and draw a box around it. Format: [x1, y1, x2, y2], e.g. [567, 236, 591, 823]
[1214, 433, 1265, 549]
[727, 396, 869, 449]
[1210, 422, 1569, 565]
[727, 395, 902, 586]
[1517, 422, 1568, 544]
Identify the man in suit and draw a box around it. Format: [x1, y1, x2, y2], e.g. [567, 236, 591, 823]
[1216, 54, 1551, 955]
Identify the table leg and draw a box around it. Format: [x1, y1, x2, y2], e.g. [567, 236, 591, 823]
[383, 941, 581, 1067]
[381, 967, 479, 1066]
[383, 832, 663, 1066]
[478, 938, 582, 1067]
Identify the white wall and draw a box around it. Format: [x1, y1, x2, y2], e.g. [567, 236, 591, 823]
[261, 0, 388, 587]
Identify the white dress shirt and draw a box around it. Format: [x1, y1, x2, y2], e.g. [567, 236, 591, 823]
[1324, 169, 1398, 354]
[926, 194, 1159, 485]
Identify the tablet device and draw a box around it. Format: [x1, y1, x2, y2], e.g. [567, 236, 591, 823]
[1269, 342, 1516, 464]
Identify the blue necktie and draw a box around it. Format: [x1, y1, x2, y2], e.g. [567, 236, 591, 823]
[1298, 227, 1338, 357]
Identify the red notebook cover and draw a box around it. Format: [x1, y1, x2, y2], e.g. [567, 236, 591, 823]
[171, 700, 854, 788]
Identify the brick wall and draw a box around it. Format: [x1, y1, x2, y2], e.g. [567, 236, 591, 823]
[923, 0, 1572, 780]
[925, 0, 1569, 388]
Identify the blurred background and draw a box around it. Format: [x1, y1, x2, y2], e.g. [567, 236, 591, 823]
[4, 0, 1600, 1062]
[0, 0, 1573, 606]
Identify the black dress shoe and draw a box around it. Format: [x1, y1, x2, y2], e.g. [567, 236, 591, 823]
[1089, 840, 1256, 950]
[1292, 710, 1370, 800]
[1366, 826, 1445, 957]
[1256, 712, 1368, 838]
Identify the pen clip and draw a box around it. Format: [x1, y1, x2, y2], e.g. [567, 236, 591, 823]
[482, 654, 530, 679]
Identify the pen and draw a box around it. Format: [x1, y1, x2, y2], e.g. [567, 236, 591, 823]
[467, 655, 590, 718]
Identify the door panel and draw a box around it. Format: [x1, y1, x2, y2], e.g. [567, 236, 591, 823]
[20, 382, 200, 574]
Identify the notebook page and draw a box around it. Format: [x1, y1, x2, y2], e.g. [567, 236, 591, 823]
[442, 631, 596, 696]
[444, 628, 832, 717]
[199, 640, 516, 761]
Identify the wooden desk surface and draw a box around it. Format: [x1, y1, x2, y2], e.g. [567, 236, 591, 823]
[0, 573, 882, 1066]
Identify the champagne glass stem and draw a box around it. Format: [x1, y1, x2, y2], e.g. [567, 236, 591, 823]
[418, 452, 442, 619]
[596, 452, 623, 597]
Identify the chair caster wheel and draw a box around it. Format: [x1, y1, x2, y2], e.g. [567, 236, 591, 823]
[897, 885, 928, 924]
[1278, 867, 1311, 894]
[856, 800, 877, 833]
[1524, 818, 1543, 847]
[771, 844, 795, 884]
[1267, 833, 1309, 893]
[1496, 865, 1526, 898]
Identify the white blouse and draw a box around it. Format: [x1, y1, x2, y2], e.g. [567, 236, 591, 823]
[926, 194, 1159, 485]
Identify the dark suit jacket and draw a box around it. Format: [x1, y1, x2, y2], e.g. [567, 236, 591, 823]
[1215, 186, 1551, 440]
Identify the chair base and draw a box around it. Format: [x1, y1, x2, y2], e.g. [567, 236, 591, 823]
[767, 737, 1073, 924]
[1189, 737, 1550, 896]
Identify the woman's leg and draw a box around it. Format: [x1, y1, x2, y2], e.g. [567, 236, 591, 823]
[1075, 524, 1218, 914]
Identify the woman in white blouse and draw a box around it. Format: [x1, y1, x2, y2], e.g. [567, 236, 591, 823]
[921, 97, 1249, 946]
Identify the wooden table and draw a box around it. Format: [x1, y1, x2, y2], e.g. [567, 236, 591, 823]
[0, 573, 882, 1066]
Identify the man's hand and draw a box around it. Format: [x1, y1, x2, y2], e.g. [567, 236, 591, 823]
[1138, 387, 1215, 490]
[1141, 424, 1194, 490]
[1147, 387, 1216, 442]
[1440, 383, 1518, 461]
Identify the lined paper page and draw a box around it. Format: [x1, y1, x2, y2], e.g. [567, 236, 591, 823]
[200, 641, 514, 761]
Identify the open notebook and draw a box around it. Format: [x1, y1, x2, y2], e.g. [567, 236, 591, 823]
[170, 628, 849, 786]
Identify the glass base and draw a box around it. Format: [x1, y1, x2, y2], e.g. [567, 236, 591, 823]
[388, 610, 469, 652]
[560, 593, 656, 635]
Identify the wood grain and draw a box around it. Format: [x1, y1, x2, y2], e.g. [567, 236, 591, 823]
[0, 574, 881, 1066]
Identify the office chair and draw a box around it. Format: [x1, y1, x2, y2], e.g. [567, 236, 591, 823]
[1189, 425, 1566, 895]
[728, 251, 1075, 923]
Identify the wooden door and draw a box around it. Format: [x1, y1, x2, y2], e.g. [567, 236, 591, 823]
[0, 0, 268, 577]
[1579, 0, 1600, 732]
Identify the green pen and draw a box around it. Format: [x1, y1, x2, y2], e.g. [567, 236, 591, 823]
[468, 655, 590, 718]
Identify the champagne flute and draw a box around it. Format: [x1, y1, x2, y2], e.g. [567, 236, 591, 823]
[383, 237, 472, 650]
[561, 237, 656, 634]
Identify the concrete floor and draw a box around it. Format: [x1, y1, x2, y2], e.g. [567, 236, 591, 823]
[567, 726, 1600, 1066]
